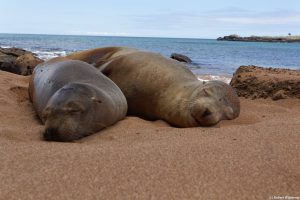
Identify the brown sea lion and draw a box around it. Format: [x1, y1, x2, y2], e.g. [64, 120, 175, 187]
[66, 47, 240, 127]
[29, 59, 127, 141]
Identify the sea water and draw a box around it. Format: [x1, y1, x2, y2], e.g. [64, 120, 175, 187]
[1, 33, 299, 83]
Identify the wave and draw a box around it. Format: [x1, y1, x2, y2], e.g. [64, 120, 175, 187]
[32, 50, 67, 60]
[1, 45, 68, 61]
[196, 74, 232, 84]
[0, 45, 12, 49]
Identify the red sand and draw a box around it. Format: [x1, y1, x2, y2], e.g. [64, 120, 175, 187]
[0, 70, 299, 200]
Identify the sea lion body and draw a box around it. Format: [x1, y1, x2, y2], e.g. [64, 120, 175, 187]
[29, 59, 127, 141]
[67, 47, 240, 127]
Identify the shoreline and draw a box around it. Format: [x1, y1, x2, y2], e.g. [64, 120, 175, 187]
[1, 38, 300, 75]
[217, 35, 300, 43]
[196, 74, 232, 84]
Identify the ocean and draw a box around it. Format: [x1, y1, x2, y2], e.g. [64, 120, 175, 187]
[1, 33, 299, 83]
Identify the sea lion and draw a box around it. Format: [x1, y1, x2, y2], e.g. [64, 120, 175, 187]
[29, 59, 127, 141]
[66, 47, 240, 127]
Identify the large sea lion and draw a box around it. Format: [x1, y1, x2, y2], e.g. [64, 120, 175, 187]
[29, 59, 127, 141]
[66, 47, 240, 127]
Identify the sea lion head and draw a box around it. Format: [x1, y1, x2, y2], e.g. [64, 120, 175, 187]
[190, 81, 240, 126]
[42, 83, 107, 142]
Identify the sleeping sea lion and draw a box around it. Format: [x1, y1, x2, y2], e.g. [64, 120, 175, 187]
[29, 59, 127, 141]
[66, 47, 240, 127]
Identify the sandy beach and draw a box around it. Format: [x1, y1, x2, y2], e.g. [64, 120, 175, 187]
[0, 69, 299, 199]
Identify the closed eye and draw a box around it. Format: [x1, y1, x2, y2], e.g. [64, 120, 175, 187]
[69, 109, 82, 114]
[66, 107, 83, 115]
[65, 101, 84, 113]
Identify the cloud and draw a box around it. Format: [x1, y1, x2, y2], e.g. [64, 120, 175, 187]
[212, 8, 300, 25]
[120, 8, 300, 38]
[216, 15, 300, 25]
[129, 8, 300, 29]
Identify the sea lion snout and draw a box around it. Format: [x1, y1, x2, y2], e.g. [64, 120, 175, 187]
[43, 126, 77, 142]
[189, 81, 240, 126]
[43, 127, 61, 141]
[191, 99, 221, 126]
[41, 103, 87, 142]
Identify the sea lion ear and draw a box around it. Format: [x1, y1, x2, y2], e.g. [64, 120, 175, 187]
[91, 97, 102, 104]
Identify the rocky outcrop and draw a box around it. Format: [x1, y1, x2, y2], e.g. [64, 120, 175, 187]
[217, 35, 300, 43]
[0, 47, 43, 75]
[0, 47, 33, 57]
[170, 53, 192, 63]
[230, 66, 300, 100]
[14, 54, 44, 75]
[217, 34, 241, 41]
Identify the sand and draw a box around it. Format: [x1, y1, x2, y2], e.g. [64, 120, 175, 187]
[0, 70, 299, 200]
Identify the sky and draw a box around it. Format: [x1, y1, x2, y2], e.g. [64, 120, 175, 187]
[1, 0, 300, 38]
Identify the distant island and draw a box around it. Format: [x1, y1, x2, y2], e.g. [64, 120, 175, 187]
[217, 34, 300, 43]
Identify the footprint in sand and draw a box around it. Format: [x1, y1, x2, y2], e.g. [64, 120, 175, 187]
[9, 86, 29, 103]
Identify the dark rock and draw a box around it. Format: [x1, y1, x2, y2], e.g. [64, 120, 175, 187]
[170, 53, 192, 63]
[0, 51, 19, 73]
[0, 47, 43, 75]
[217, 34, 240, 41]
[217, 35, 300, 43]
[0, 47, 33, 57]
[230, 65, 300, 100]
[0, 62, 20, 74]
[0, 51, 17, 63]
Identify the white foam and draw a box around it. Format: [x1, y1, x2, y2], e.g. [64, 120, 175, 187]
[33, 50, 67, 61]
[1, 46, 67, 61]
[0, 45, 12, 48]
[196, 74, 232, 84]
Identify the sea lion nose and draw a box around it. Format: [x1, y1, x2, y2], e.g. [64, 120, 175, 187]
[43, 127, 60, 141]
[191, 103, 219, 126]
[201, 108, 212, 118]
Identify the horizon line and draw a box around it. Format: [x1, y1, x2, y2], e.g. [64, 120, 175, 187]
[0, 32, 216, 40]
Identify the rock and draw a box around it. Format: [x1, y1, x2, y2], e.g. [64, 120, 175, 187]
[170, 53, 192, 63]
[217, 35, 300, 43]
[0, 62, 20, 74]
[14, 54, 43, 75]
[0, 47, 43, 75]
[0, 51, 17, 64]
[0, 47, 32, 57]
[230, 66, 300, 100]
[272, 90, 288, 101]
[217, 34, 240, 41]
[0, 51, 19, 73]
